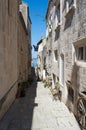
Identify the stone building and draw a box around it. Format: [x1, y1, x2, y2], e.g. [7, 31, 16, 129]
[42, 43, 47, 80]
[36, 38, 46, 80]
[0, 0, 31, 119]
[18, 2, 32, 82]
[46, 0, 86, 126]
[19, 2, 32, 76]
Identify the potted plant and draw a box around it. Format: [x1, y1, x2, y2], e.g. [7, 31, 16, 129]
[43, 80, 48, 88]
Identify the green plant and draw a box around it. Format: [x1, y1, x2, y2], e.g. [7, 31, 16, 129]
[43, 79, 52, 88]
[43, 80, 48, 88]
[43, 80, 46, 83]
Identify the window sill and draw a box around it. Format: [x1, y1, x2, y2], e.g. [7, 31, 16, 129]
[65, 4, 76, 18]
[54, 60, 58, 63]
[76, 61, 86, 68]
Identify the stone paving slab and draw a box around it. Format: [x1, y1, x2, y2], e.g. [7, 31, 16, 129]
[0, 81, 81, 130]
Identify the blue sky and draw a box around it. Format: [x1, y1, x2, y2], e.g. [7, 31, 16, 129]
[22, 0, 48, 58]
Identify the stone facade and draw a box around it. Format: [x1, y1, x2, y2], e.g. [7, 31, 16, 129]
[0, 0, 31, 119]
[21, 3, 32, 77]
[18, 2, 32, 83]
[37, 38, 46, 80]
[46, 0, 86, 118]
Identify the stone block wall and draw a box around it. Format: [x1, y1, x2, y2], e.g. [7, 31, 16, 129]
[0, 0, 31, 119]
[59, 0, 86, 114]
[0, 0, 18, 119]
[17, 14, 28, 82]
[46, 0, 86, 116]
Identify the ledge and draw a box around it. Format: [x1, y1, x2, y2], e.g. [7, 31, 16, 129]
[75, 61, 86, 68]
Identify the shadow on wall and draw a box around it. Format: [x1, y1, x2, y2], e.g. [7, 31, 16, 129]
[54, 27, 60, 41]
[0, 67, 38, 130]
[66, 63, 79, 114]
[64, 12, 74, 30]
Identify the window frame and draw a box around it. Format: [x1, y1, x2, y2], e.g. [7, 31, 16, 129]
[56, 4, 60, 24]
[65, 0, 76, 17]
[85, 47, 86, 60]
[54, 50, 58, 62]
[68, 0, 73, 8]
[68, 86, 74, 103]
[54, 1, 62, 31]
[73, 38, 86, 67]
[76, 46, 86, 61]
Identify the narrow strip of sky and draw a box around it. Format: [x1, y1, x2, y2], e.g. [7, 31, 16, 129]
[22, 0, 48, 58]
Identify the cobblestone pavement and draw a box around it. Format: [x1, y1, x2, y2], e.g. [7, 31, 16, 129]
[0, 81, 81, 130]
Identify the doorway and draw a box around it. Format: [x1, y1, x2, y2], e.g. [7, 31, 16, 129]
[59, 54, 64, 86]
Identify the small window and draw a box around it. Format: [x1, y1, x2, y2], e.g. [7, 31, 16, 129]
[54, 50, 58, 61]
[78, 47, 84, 60]
[49, 50, 51, 56]
[68, 87, 74, 103]
[76, 46, 86, 61]
[57, 4, 60, 23]
[65, 0, 76, 16]
[85, 47, 86, 60]
[68, 0, 73, 7]
[53, 74, 57, 86]
[54, 3, 61, 30]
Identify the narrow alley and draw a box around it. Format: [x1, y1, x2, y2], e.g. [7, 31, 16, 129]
[0, 0, 86, 130]
[0, 80, 81, 130]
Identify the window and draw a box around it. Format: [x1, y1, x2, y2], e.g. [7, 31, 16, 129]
[77, 46, 86, 61]
[66, 0, 76, 16]
[85, 47, 86, 60]
[68, 0, 73, 7]
[68, 87, 74, 103]
[54, 4, 61, 30]
[78, 47, 83, 60]
[56, 4, 60, 23]
[53, 74, 56, 87]
[49, 50, 51, 56]
[54, 50, 58, 61]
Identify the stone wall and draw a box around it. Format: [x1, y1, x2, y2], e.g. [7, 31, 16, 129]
[18, 3, 32, 82]
[17, 12, 29, 82]
[58, 0, 86, 114]
[46, 0, 86, 116]
[0, 0, 31, 119]
[0, 0, 18, 119]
